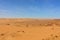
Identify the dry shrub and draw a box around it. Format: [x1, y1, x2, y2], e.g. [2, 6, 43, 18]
[0, 33, 4, 36]
[54, 23, 60, 26]
[39, 24, 43, 26]
[26, 24, 29, 27]
[6, 24, 10, 25]
[22, 31, 25, 33]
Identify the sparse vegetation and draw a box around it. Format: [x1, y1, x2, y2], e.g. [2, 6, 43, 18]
[0, 33, 4, 36]
[0, 19, 60, 40]
[26, 24, 29, 27]
[6, 24, 10, 25]
[22, 31, 25, 33]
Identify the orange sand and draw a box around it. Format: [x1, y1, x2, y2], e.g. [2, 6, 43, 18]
[0, 18, 60, 40]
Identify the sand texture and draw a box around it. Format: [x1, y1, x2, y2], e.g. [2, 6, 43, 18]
[0, 18, 60, 40]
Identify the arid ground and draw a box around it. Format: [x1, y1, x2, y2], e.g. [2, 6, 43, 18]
[0, 18, 60, 40]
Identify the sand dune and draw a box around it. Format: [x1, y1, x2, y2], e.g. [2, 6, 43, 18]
[0, 18, 60, 40]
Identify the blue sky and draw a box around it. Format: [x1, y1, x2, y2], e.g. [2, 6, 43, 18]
[0, 0, 60, 18]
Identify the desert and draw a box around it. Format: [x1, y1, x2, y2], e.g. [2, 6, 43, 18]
[0, 18, 60, 40]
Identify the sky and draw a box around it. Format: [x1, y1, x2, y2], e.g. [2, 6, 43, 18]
[0, 0, 60, 18]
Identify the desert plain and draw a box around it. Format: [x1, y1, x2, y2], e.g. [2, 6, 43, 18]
[0, 18, 60, 40]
